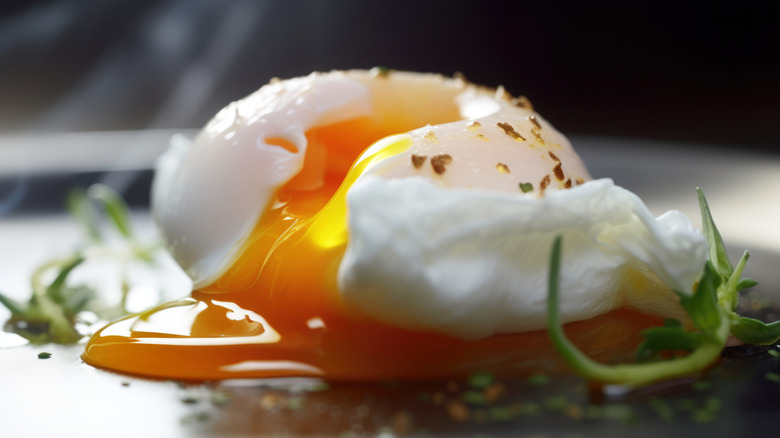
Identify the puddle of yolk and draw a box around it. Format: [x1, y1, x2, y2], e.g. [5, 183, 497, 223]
[83, 117, 663, 381]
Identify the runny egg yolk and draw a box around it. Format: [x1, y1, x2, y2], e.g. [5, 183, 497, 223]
[83, 116, 662, 381]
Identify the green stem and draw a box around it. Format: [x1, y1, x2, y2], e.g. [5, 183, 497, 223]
[546, 236, 729, 387]
[30, 258, 72, 298]
[721, 250, 749, 311]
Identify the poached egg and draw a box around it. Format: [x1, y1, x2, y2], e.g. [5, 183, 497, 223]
[83, 70, 706, 380]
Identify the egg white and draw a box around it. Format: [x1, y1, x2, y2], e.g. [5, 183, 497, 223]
[339, 176, 706, 340]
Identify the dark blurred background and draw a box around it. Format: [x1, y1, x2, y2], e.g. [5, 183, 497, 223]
[1, 0, 779, 150]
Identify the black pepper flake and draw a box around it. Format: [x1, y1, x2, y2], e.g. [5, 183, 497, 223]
[430, 154, 453, 175]
[411, 154, 427, 169]
[552, 163, 564, 181]
[548, 151, 560, 162]
[496, 122, 526, 141]
[540, 175, 551, 191]
[528, 115, 542, 130]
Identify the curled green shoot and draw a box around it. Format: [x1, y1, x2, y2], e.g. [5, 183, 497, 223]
[546, 189, 780, 386]
[0, 184, 163, 344]
[547, 236, 729, 387]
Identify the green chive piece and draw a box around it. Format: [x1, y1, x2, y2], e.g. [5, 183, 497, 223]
[467, 371, 495, 389]
[372, 66, 393, 76]
[87, 184, 134, 239]
[527, 373, 550, 386]
[462, 391, 488, 405]
[765, 372, 780, 383]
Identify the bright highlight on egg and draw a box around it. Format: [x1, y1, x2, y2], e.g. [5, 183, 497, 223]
[83, 69, 715, 381]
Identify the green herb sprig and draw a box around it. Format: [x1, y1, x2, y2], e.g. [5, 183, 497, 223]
[0, 184, 160, 344]
[546, 188, 779, 386]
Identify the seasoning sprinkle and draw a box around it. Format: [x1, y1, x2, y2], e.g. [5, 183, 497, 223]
[540, 175, 551, 191]
[483, 383, 505, 403]
[531, 128, 545, 145]
[496, 122, 525, 141]
[424, 130, 438, 141]
[411, 154, 427, 169]
[430, 154, 453, 175]
[548, 151, 560, 162]
[446, 400, 471, 422]
[575, 177, 585, 185]
[495, 162, 510, 174]
[37, 352, 52, 359]
[528, 114, 542, 130]
[564, 178, 572, 188]
[511, 95, 533, 110]
[467, 121, 482, 130]
[553, 163, 564, 181]
[392, 411, 413, 435]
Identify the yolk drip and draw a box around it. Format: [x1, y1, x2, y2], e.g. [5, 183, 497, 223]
[84, 117, 663, 381]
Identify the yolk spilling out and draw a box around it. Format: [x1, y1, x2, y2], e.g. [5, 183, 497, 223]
[83, 116, 662, 381]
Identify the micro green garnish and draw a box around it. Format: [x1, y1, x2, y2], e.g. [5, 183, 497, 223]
[0, 184, 161, 344]
[462, 391, 488, 405]
[467, 371, 495, 389]
[0, 256, 90, 344]
[287, 397, 304, 410]
[519, 182, 534, 193]
[527, 373, 550, 386]
[372, 66, 393, 76]
[764, 372, 780, 383]
[542, 395, 569, 412]
[487, 405, 516, 421]
[210, 391, 231, 407]
[84, 184, 134, 240]
[649, 397, 675, 421]
[546, 188, 780, 386]
[37, 352, 52, 359]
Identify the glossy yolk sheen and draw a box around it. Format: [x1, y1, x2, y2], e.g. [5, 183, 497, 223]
[84, 116, 662, 381]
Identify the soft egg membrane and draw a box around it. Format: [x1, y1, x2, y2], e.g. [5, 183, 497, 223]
[84, 70, 706, 380]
